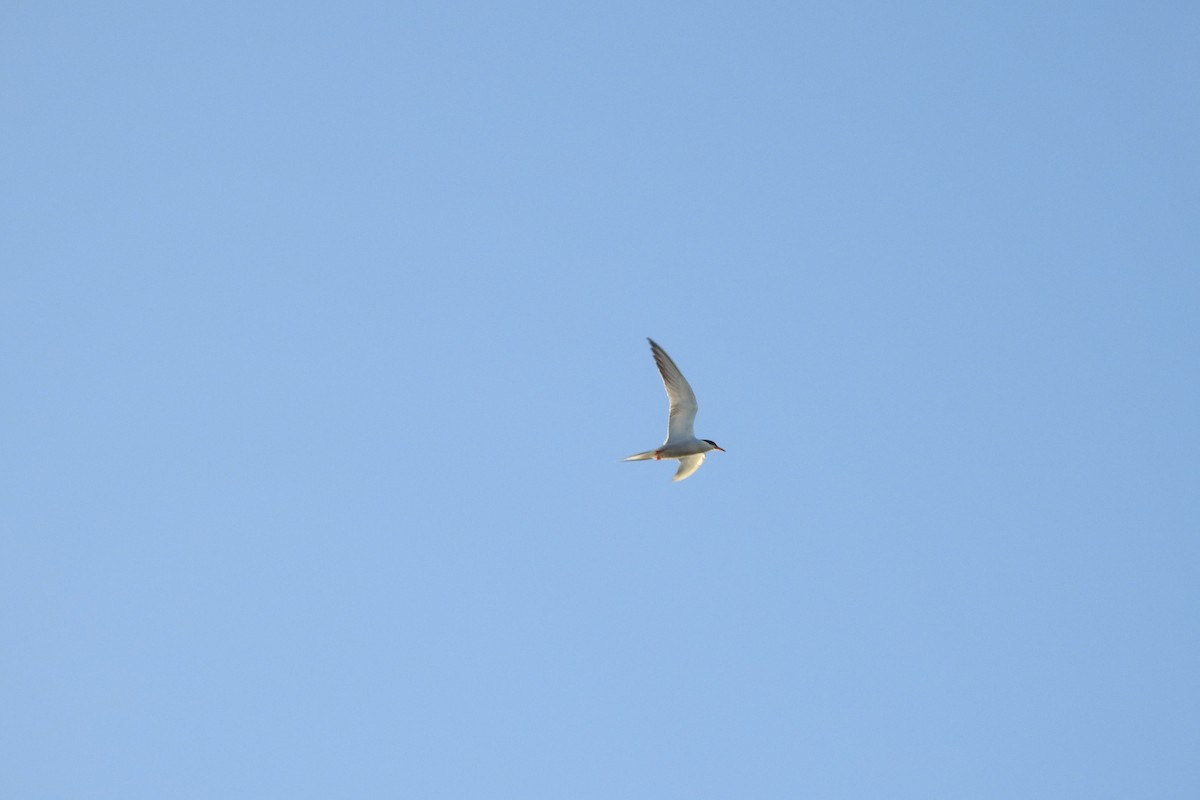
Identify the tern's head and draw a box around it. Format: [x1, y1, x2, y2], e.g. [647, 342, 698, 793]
[703, 440, 725, 452]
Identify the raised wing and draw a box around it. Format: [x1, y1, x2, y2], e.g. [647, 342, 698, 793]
[648, 338, 698, 444]
[672, 454, 705, 482]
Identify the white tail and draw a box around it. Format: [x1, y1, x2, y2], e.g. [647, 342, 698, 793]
[623, 449, 658, 461]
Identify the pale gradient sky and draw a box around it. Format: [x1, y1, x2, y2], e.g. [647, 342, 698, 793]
[3, 2, 1199, 797]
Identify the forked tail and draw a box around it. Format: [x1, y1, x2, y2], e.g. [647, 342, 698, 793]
[623, 449, 658, 461]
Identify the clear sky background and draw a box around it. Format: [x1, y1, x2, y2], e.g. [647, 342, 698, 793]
[3, 2, 1198, 797]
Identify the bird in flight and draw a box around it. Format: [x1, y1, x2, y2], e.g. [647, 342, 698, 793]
[624, 338, 724, 482]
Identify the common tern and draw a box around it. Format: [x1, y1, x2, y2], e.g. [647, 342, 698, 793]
[624, 338, 724, 482]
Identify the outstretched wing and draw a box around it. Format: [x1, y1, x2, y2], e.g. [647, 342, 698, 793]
[648, 338, 698, 444]
[672, 454, 705, 482]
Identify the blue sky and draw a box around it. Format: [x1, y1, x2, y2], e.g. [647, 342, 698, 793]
[3, 2, 1198, 797]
